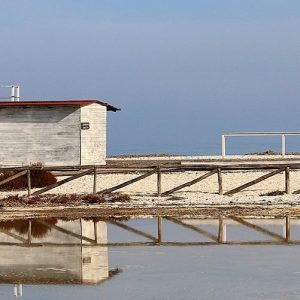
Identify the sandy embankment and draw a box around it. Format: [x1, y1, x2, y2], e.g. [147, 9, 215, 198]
[2, 154, 300, 220]
[1, 169, 300, 208]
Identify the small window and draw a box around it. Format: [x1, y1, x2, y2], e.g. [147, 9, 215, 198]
[81, 122, 90, 130]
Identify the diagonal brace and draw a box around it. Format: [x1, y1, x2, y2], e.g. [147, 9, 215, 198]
[98, 169, 156, 194]
[230, 217, 285, 241]
[108, 220, 157, 242]
[162, 169, 218, 196]
[37, 220, 95, 243]
[33, 168, 94, 195]
[224, 168, 284, 195]
[165, 217, 218, 242]
[0, 228, 28, 243]
[0, 170, 27, 187]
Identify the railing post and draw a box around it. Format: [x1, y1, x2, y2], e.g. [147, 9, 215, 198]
[218, 215, 226, 243]
[281, 134, 286, 157]
[157, 166, 161, 197]
[285, 216, 290, 242]
[94, 220, 98, 244]
[221, 135, 226, 158]
[217, 168, 223, 195]
[285, 166, 290, 194]
[157, 217, 162, 243]
[93, 166, 97, 194]
[27, 169, 31, 196]
[28, 220, 32, 244]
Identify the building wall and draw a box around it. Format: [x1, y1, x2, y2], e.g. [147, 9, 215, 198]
[80, 103, 106, 165]
[0, 106, 81, 166]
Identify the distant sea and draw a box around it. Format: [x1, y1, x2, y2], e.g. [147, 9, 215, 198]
[108, 136, 300, 156]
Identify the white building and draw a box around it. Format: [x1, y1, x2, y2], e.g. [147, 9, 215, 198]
[0, 99, 119, 166]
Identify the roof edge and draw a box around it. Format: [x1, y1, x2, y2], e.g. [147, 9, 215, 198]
[0, 99, 121, 112]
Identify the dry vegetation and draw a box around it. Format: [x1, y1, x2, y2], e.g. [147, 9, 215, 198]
[0, 219, 57, 238]
[0, 164, 130, 207]
[260, 190, 286, 196]
[246, 150, 300, 156]
[0, 216, 130, 238]
[0, 166, 57, 191]
[0, 192, 130, 208]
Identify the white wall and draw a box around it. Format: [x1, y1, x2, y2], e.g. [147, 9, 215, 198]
[80, 103, 107, 165]
[0, 106, 81, 166]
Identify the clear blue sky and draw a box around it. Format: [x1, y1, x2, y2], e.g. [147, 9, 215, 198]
[0, 1, 300, 155]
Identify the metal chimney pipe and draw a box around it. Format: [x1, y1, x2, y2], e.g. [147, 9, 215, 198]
[1, 85, 20, 101]
[14, 86, 20, 101]
[11, 85, 15, 101]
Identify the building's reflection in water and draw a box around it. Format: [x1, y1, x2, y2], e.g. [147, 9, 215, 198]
[0, 216, 300, 298]
[0, 219, 120, 297]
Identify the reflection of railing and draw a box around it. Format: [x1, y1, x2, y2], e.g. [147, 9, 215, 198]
[0, 217, 298, 246]
[221, 132, 300, 158]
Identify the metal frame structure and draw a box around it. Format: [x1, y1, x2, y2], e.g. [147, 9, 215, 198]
[221, 132, 300, 158]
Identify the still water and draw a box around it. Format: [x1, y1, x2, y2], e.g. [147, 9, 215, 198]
[0, 217, 300, 299]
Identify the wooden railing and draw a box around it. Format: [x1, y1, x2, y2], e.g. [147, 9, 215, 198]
[1, 161, 300, 196]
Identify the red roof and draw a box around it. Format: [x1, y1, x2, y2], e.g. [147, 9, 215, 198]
[0, 99, 120, 112]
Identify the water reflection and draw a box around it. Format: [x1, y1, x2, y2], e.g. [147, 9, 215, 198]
[0, 218, 122, 298]
[0, 216, 299, 298]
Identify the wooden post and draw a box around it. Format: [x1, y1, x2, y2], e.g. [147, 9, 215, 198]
[93, 166, 97, 194]
[157, 166, 162, 197]
[218, 216, 224, 243]
[217, 168, 223, 195]
[157, 217, 162, 243]
[285, 216, 290, 242]
[285, 167, 290, 194]
[27, 169, 31, 196]
[28, 220, 32, 244]
[94, 220, 98, 244]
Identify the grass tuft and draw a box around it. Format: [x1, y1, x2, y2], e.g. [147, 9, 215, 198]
[82, 194, 105, 204]
[260, 190, 285, 196]
[0, 163, 57, 191]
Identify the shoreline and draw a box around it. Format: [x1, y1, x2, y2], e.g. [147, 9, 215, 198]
[1, 203, 300, 221]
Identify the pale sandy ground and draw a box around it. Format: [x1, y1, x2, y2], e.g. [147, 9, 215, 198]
[2, 169, 300, 208]
[107, 154, 300, 162]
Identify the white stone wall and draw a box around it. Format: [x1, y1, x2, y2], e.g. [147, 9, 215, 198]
[80, 103, 107, 165]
